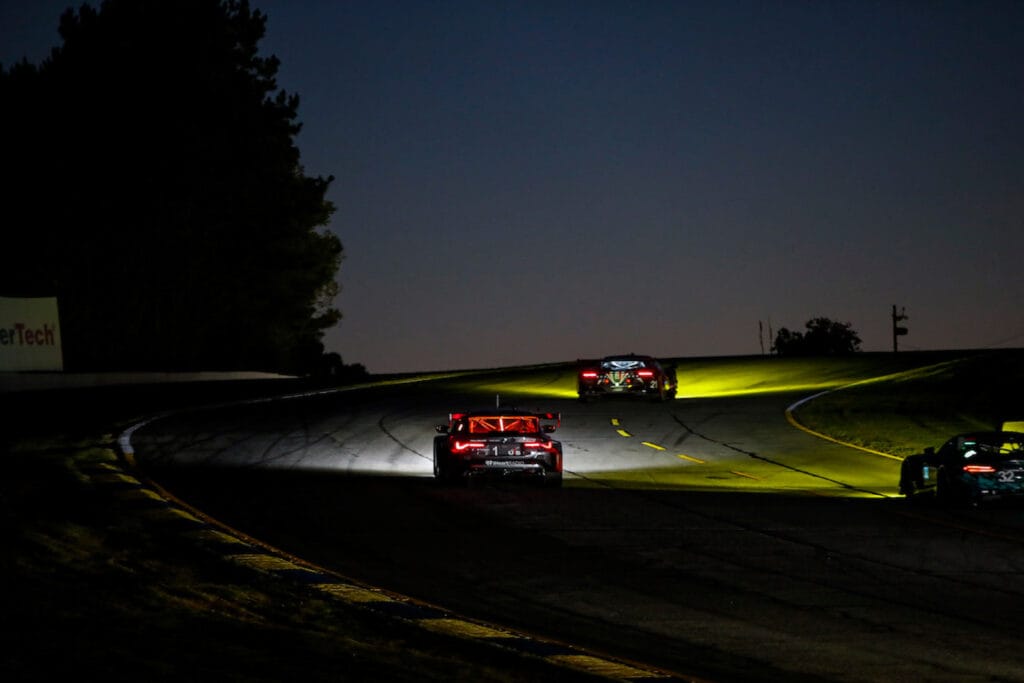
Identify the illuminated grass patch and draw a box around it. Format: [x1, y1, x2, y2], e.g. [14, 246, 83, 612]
[794, 351, 1024, 457]
[671, 356, 889, 398]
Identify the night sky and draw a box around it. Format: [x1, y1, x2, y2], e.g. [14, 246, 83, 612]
[4, 1, 1023, 374]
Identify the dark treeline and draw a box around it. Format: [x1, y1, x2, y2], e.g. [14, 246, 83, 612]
[773, 317, 862, 356]
[1, 0, 353, 376]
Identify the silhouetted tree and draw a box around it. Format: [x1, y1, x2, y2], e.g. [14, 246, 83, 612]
[313, 351, 368, 384]
[0, 0, 342, 374]
[772, 317, 862, 356]
[772, 327, 805, 356]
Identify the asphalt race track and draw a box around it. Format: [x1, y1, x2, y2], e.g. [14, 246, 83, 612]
[132, 368, 1024, 682]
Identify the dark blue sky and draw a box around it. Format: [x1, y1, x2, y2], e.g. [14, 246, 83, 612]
[4, 1, 1023, 373]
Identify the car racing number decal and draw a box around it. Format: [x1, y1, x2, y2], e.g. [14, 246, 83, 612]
[997, 469, 1021, 483]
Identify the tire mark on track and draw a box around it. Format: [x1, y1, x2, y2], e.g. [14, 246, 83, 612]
[668, 411, 886, 498]
[377, 411, 430, 461]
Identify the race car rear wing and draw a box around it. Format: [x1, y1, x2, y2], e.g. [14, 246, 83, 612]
[442, 411, 561, 432]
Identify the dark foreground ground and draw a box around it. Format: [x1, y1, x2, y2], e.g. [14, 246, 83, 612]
[0, 380, 604, 683]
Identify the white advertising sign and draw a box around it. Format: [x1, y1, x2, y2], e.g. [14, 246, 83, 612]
[0, 296, 64, 371]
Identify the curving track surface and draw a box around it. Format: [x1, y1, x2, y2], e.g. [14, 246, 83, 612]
[132, 368, 1024, 682]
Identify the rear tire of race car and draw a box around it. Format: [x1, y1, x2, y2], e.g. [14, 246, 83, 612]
[543, 472, 563, 488]
[434, 465, 461, 487]
[934, 470, 947, 503]
[433, 444, 460, 486]
[935, 469, 958, 506]
[902, 478, 930, 505]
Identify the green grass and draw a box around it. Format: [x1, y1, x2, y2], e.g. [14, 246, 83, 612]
[792, 350, 1024, 456]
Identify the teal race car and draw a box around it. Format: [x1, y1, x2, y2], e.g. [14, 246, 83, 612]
[899, 431, 1024, 504]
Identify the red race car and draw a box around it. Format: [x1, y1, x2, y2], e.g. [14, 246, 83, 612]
[577, 354, 677, 401]
[433, 409, 563, 487]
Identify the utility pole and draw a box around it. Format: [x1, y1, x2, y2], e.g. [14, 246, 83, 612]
[892, 305, 908, 352]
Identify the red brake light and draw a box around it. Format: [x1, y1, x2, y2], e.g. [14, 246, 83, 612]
[963, 464, 997, 473]
[453, 440, 485, 451]
[523, 440, 555, 451]
[581, 370, 598, 378]
[637, 369, 654, 378]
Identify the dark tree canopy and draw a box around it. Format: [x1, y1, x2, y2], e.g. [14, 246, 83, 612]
[772, 317, 862, 356]
[0, 0, 342, 374]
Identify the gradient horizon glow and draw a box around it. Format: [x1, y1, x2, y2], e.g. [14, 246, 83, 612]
[4, 1, 1022, 374]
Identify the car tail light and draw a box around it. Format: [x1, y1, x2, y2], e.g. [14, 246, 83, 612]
[523, 440, 556, 451]
[637, 369, 654, 378]
[963, 464, 997, 473]
[453, 440, 486, 452]
[580, 370, 598, 379]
